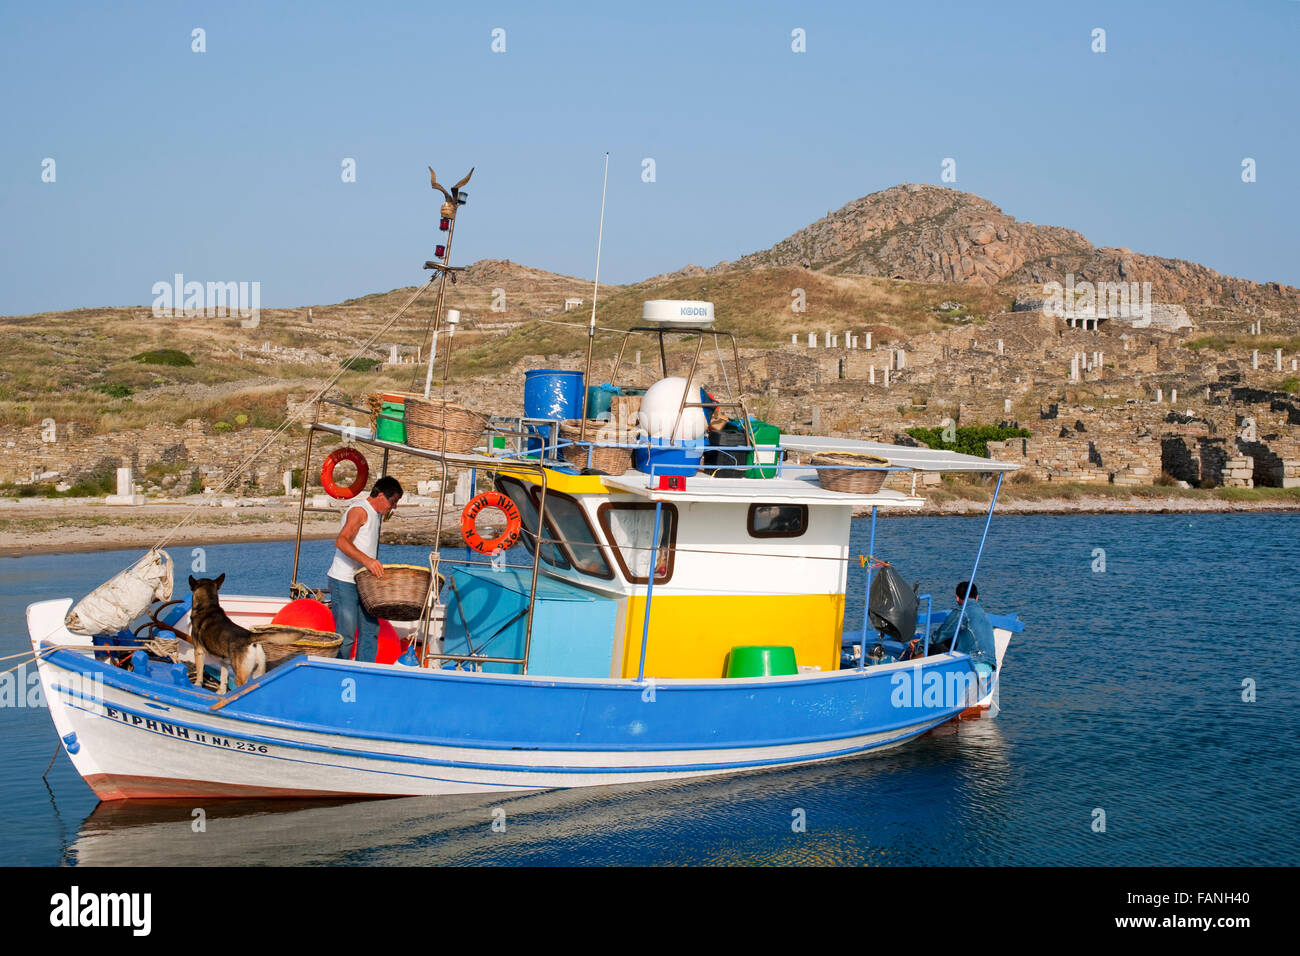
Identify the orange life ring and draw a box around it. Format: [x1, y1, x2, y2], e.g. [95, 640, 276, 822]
[460, 492, 523, 554]
[320, 447, 369, 499]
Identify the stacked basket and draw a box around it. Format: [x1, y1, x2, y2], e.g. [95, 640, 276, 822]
[558, 419, 635, 474]
[248, 625, 344, 665]
[810, 452, 890, 493]
[403, 397, 489, 455]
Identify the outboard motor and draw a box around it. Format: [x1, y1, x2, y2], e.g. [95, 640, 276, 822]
[868, 564, 918, 643]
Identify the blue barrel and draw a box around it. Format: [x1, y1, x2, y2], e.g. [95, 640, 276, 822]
[524, 369, 584, 457]
[524, 369, 584, 420]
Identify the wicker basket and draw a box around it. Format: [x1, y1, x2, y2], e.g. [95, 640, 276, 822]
[403, 397, 488, 455]
[811, 452, 891, 493]
[353, 563, 435, 621]
[558, 419, 634, 474]
[249, 625, 344, 665]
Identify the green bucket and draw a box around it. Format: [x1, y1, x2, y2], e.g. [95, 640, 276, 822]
[725, 645, 798, 678]
[376, 401, 406, 443]
[726, 418, 781, 478]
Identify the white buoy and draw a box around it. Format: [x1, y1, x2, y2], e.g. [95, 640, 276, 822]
[637, 377, 708, 441]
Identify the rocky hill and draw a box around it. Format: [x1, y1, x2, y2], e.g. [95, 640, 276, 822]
[735, 184, 1300, 312]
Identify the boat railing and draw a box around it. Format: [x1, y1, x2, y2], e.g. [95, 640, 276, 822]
[291, 406, 554, 675]
[291, 398, 993, 680]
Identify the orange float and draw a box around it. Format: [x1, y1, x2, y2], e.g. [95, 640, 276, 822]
[320, 447, 369, 499]
[460, 492, 523, 554]
[270, 598, 336, 632]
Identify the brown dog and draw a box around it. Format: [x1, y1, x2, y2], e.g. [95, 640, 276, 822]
[187, 574, 298, 691]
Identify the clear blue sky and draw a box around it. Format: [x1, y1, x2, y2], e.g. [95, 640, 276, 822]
[2, 0, 1297, 314]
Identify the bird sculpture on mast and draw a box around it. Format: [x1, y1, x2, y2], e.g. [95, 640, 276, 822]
[422, 166, 474, 398]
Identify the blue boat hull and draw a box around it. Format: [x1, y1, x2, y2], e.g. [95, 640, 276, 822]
[35, 638, 986, 799]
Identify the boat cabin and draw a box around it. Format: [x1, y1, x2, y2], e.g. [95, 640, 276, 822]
[285, 298, 1015, 684]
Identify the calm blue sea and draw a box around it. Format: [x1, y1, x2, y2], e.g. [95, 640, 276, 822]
[1, 513, 1297, 866]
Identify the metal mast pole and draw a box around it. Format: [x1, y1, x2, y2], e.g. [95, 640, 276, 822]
[579, 152, 610, 443]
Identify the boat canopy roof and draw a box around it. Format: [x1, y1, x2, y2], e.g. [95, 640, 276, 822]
[781, 435, 1020, 474]
[602, 473, 923, 508]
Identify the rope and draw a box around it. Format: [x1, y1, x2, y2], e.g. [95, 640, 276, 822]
[152, 278, 434, 551]
[25, 279, 436, 654]
[407, 299, 438, 392]
[713, 332, 733, 403]
[0, 643, 138, 677]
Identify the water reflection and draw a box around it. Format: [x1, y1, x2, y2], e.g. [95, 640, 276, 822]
[69, 721, 1017, 867]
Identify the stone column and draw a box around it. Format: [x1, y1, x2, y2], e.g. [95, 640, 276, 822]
[864, 332, 872, 350]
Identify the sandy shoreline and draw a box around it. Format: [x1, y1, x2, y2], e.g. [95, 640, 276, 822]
[1, 494, 1295, 558]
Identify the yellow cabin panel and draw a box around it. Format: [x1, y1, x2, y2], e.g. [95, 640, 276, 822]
[620, 593, 844, 678]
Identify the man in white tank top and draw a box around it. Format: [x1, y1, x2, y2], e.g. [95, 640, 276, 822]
[328, 476, 402, 662]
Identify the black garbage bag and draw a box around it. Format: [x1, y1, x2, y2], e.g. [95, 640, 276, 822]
[868, 564, 918, 642]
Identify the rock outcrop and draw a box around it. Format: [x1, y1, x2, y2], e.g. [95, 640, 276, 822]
[737, 184, 1300, 312]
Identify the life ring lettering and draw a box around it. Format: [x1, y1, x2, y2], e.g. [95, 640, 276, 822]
[320, 447, 370, 499]
[460, 492, 523, 554]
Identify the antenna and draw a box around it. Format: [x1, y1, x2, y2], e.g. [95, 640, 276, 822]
[579, 152, 611, 442]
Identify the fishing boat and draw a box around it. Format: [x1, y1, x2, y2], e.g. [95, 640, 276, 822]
[27, 170, 1024, 800]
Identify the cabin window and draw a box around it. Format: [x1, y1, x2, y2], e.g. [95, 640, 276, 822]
[495, 477, 568, 569]
[528, 488, 614, 580]
[597, 503, 677, 585]
[747, 503, 808, 538]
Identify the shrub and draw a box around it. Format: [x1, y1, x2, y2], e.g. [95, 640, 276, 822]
[93, 382, 133, 398]
[905, 424, 1032, 458]
[340, 357, 380, 372]
[132, 349, 194, 367]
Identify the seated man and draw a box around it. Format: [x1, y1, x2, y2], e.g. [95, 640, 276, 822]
[930, 581, 996, 665]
